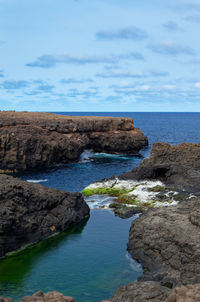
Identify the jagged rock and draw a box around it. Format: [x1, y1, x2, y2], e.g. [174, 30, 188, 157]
[0, 174, 89, 258]
[0, 297, 13, 302]
[0, 291, 75, 302]
[21, 291, 75, 302]
[164, 284, 200, 302]
[127, 198, 200, 287]
[120, 143, 200, 193]
[106, 281, 171, 302]
[0, 112, 148, 172]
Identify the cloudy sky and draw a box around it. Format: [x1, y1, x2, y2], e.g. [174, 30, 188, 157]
[0, 0, 199, 111]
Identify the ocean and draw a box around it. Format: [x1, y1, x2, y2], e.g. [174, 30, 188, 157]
[0, 112, 199, 302]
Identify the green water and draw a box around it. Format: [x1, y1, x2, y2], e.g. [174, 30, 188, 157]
[0, 210, 142, 302]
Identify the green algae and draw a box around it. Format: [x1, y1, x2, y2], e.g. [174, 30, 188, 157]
[82, 186, 135, 197]
[148, 185, 165, 192]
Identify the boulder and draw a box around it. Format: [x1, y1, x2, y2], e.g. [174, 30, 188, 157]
[128, 198, 200, 287]
[0, 174, 89, 258]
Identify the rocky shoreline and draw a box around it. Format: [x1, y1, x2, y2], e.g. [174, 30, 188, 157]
[0, 112, 200, 302]
[105, 142, 200, 301]
[0, 174, 89, 258]
[0, 111, 148, 173]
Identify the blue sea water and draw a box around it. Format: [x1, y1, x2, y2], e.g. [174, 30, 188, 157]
[0, 113, 199, 302]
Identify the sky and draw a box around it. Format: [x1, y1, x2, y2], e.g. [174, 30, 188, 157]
[0, 0, 199, 112]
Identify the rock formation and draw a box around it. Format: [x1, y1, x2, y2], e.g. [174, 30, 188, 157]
[128, 198, 200, 287]
[0, 111, 148, 172]
[120, 142, 200, 193]
[106, 143, 200, 301]
[0, 291, 75, 302]
[106, 281, 171, 302]
[0, 174, 89, 258]
[164, 284, 200, 302]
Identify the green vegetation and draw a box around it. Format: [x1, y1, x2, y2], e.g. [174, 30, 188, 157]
[82, 186, 135, 197]
[148, 185, 165, 192]
[115, 194, 138, 205]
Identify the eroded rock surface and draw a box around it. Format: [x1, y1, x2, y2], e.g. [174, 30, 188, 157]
[120, 143, 200, 193]
[0, 112, 148, 172]
[106, 281, 171, 302]
[0, 291, 75, 302]
[128, 198, 200, 287]
[0, 174, 89, 258]
[164, 284, 200, 302]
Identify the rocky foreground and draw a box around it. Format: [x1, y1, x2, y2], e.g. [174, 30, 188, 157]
[0, 174, 89, 258]
[106, 143, 200, 301]
[0, 291, 75, 302]
[0, 111, 148, 172]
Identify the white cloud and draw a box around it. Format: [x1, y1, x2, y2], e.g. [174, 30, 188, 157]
[194, 82, 200, 88]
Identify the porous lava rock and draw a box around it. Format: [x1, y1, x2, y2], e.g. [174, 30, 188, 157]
[128, 198, 200, 287]
[0, 111, 148, 172]
[120, 142, 200, 193]
[0, 174, 89, 258]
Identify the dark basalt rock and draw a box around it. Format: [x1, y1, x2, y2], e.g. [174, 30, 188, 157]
[0, 174, 89, 258]
[0, 112, 148, 173]
[120, 142, 200, 193]
[128, 198, 200, 287]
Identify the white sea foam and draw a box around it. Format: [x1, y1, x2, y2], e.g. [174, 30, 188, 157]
[85, 194, 115, 209]
[26, 179, 48, 183]
[84, 178, 180, 209]
[125, 253, 143, 272]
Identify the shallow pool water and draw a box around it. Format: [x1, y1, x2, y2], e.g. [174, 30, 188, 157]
[0, 210, 142, 302]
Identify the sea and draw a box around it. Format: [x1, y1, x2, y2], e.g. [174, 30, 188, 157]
[0, 112, 199, 302]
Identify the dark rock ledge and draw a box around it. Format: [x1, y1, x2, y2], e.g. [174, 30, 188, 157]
[120, 142, 200, 193]
[0, 174, 89, 258]
[0, 111, 148, 173]
[105, 143, 200, 301]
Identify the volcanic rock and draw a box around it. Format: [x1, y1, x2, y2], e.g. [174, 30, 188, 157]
[128, 198, 200, 287]
[0, 291, 75, 302]
[0, 174, 89, 258]
[164, 284, 200, 302]
[120, 142, 200, 193]
[107, 281, 171, 302]
[0, 111, 148, 172]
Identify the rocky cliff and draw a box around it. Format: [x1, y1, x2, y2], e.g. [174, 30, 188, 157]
[128, 198, 200, 287]
[120, 142, 200, 193]
[106, 143, 200, 302]
[0, 174, 89, 258]
[0, 111, 148, 172]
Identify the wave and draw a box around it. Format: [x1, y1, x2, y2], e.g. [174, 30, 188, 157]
[26, 179, 48, 183]
[80, 149, 134, 162]
[125, 253, 143, 272]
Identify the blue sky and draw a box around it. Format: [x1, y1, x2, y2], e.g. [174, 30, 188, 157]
[0, 0, 199, 111]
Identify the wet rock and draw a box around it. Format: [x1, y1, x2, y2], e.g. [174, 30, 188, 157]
[120, 142, 200, 193]
[128, 198, 200, 287]
[0, 112, 148, 172]
[0, 174, 89, 258]
[164, 284, 200, 302]
[109, 203, 143, 219]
